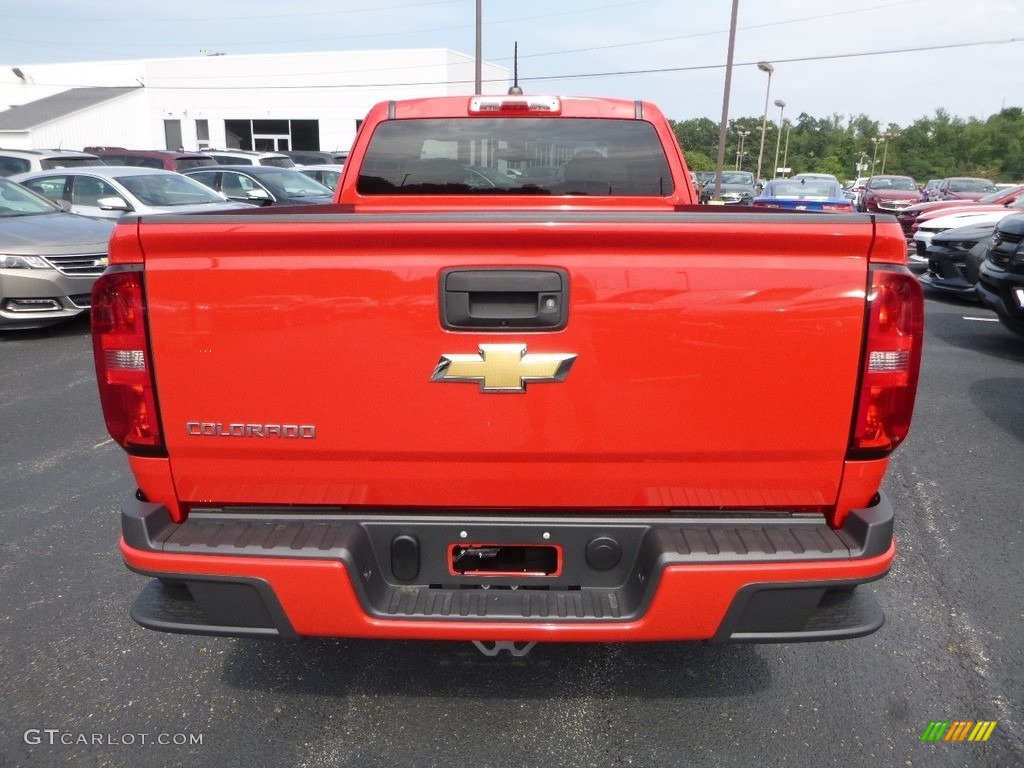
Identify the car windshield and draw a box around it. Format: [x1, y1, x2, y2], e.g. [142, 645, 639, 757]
[0, 178, 59, 217]
[257, 170, 333, 198]
[357, 117, 674, 196]
[765, 180, 842, 198]
[949, 179, 997, 193]
[869, 177, 918, 191]
[116, 173, 230, 206]
[721, 172, 754, 185]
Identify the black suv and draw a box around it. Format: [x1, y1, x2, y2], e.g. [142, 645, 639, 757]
[976, 212, 1024, 338]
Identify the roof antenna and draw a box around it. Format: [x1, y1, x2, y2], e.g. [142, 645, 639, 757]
[508, 42, 523, 95]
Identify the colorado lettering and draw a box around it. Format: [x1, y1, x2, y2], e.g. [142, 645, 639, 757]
[185, 422, 316, 439]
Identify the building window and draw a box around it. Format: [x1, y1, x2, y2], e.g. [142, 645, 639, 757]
[196, 119, 210, 150]
[164, 120, 183, 151]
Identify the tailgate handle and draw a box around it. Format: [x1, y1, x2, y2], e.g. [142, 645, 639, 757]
[441, 268, 569, 330]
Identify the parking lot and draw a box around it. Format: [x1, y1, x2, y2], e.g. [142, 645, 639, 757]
[1, 293, 1022, 768]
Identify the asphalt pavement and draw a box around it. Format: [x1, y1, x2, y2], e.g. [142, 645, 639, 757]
[1, 296, 1021, 768]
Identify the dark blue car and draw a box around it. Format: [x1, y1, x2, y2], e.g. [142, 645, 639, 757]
[753, 178, 854, 213]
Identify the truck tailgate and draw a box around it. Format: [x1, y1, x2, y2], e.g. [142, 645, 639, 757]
[138, 211, 874, 511]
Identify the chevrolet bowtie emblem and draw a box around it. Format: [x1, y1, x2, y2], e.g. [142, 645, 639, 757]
[432, 344, 576, 393]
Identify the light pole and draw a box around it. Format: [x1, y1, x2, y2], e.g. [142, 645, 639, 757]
[781, 118, 792, 177]
[870, 135, 886, 175]
[880, 132, 898, 174]
[754, 61, 774, 183]
[771, 99, 785, 180]
[736, 129, 750, 170]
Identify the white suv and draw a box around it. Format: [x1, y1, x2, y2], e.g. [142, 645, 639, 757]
[201, 149, 294, 168]
[0, 148, 104, 177]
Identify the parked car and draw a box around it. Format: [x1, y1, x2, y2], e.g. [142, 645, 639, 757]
[929, 177, 997, 202]
[86, 147, 217, 172]
[184, 165, 334, 206]
[857, 175, 923, 213]
[752, 178, 853, 212]
[976, 212, 1024, 338]
[297, 164, 343, 191]
[907, 192, 1024, 243]
[912, 205, 1021, 255]
[920, 179, 942, 200]
[284, 150, 348, 166]
[692, 171, 716, 199]
[0, 148, 103, 177]
[12, 166, 253, 220]
[896, 183, 1024, 241]
[846, 176, 870, 208]
[201, 149, 295, 167]
[700, 170, 757, 205]
[0, 176, 114, 330]
[918, 221, 996, 296]
[792, 172, 840, 183]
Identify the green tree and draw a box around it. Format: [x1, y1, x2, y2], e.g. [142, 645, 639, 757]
[669, 105, 1024, 184]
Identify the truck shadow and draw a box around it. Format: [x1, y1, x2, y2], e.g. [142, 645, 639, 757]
[0, 312, 91, 342]
[220, 638, 771, 699]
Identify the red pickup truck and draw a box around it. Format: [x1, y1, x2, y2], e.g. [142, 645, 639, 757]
[92, 94, 924, 653]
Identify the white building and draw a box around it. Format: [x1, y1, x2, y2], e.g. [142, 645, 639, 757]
[0, 50, 510, 153]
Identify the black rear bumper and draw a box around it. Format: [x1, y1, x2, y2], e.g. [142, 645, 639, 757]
[122, 494, 895, 643]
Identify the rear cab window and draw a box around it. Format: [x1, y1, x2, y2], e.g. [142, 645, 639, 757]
[357, 117, 674, 197]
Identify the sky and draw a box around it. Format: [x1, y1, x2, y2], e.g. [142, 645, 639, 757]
[1, 0, 1022, 128]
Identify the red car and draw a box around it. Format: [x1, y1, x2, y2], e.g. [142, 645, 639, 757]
[896, 183, 1024, 240]
[857, 175, 922, 214]
[930, 176, 997, 202]
[913, 199, 1024, 235]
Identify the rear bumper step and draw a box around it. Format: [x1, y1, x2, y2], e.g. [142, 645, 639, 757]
[121, 494, 895, 643]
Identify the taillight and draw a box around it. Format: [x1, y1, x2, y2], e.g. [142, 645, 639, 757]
[822, 203, 854, 212]
[848, 266, 924, 459]
[91, 268, 166, 456]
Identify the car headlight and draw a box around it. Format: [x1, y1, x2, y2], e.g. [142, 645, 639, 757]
[2, 254, 51, 269]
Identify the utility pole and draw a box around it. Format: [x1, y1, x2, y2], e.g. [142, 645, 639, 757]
[713, 0, 740, 203]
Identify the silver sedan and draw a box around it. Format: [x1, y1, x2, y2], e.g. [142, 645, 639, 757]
[0, 177, 114, 330]
[11, 165, 254, 220]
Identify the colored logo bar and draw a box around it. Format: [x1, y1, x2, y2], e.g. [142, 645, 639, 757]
[921, 721, 997, 742]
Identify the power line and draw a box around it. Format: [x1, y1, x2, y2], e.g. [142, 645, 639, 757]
[22, 35, 1020, 91]
[499, 0, 932, 63]
[517, 37, 1024, 84]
